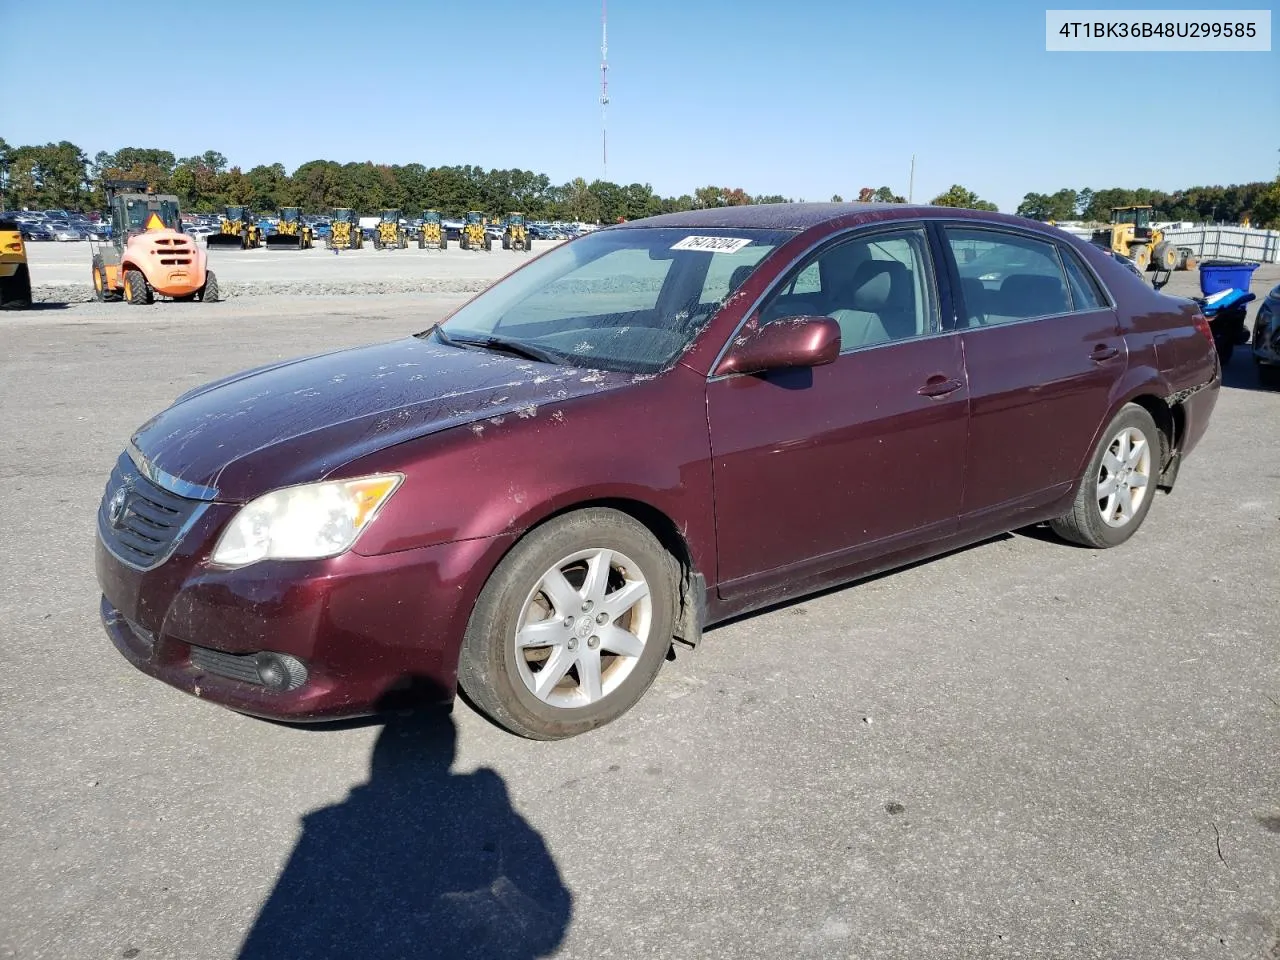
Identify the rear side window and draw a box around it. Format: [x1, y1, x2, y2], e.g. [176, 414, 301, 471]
[947, 228, 1072, 326]
[1060, 248, 1108, 310]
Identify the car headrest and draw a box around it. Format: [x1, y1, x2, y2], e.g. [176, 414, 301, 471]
[728, 264, 755, 294]
[1000, 274, 1069, 314]
[849, 260, 912, 312]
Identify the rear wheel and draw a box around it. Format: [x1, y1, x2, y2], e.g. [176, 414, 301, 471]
[123, 269, 152, 305]
[91, 255, 108, 302]
[458, 508, 678, 740]
[1050, 404, 1160, 548]
[199, 271, 220, 303]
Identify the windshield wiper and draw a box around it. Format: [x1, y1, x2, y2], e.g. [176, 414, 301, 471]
[441, 331, 566, 365]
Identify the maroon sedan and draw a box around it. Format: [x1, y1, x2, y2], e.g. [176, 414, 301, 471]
[96, 204, 1219, 739]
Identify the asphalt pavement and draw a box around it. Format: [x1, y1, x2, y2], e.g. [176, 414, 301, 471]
[1, 272, 1277, 959]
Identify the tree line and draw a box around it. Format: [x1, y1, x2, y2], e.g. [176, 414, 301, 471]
[1, 138, 1003, 221]
[1016, 180, 1280, 227]
[7, 136, 1272, 225]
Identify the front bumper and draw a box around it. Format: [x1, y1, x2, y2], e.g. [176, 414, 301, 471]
[96, 524, 509, 721]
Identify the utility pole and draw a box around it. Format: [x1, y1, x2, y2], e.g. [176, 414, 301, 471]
[908, 154, 915, 203]
[600, 0, 609, 183]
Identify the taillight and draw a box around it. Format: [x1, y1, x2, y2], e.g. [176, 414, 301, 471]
[1192, 312, 1213, 345]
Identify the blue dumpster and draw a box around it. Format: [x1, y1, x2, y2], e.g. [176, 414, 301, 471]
[1199, 261, 1259, 297]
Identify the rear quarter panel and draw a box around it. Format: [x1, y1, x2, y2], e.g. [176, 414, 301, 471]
[1069, 237, 1219, 467]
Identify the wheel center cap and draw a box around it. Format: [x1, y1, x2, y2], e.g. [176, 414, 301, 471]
[574, 617, 595, 639]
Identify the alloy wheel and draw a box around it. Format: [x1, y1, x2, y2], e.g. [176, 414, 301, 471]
[514, 548, 652, 708]
[1097, 425, 1151, 527]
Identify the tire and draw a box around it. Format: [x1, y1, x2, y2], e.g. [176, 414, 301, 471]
[1256, 362, 1280, 390]
[440, 236, 447, 250]
[458, 508, 679, 740]
[0, 263, 32, 309]
[200, 271, 220, 303]
[1050, 404, 1161, 549]
[418, 235, 426, 249]
[1152, 242, 1177, 271]
[91, 255, 108, 302]
[123, 269, 152, 305]
[502, 235, 510, 250]
[460, 235, 469, 250]
[1214, 333, 1234, 365]
[484, 236, 492, 251]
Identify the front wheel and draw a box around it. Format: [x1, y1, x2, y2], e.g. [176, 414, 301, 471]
[123, 269, 153, 305]
[1050, 404, 1160, 548]
[199, 271, 220, 302]
[458, 508, 678, 740]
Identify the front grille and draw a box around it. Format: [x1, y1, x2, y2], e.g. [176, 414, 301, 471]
[98, 452, 203, 570]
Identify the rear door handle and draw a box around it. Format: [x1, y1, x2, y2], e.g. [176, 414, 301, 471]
[917, 375, 964, 398]
[1090, 344, 1120, 362]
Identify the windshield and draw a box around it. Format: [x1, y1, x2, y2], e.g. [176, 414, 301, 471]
[466, 212, 482, 224]
[124, 198, 179, 231]
[424, 211, 440, 222]
[509, 214, 524, 225]
[226, 206, 245, 220]
[381, 211, 399, 222]
[430, 227, 792, 374]
[280, 208, 299, 222]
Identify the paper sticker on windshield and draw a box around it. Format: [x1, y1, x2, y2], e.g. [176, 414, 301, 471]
[670, 236, 752, 254]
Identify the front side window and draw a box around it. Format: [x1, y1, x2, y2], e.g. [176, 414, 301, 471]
[434, 227, 793, 373]
[757, 226, 940, 351]
[948, 228, 1071, 325]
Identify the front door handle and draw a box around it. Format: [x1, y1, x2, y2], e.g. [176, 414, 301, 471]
[1090, 344, 1120, 362]
[917, 375, 964, 398]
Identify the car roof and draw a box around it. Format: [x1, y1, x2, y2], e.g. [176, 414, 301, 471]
[617, 202, 1033, 232]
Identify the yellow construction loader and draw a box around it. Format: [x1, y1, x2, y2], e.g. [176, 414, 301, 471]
[459, 211, 491, 251]
[208, 206, 261, 249]
[417, 210, 447, 250]
[1091, 206, 1193, 273]
[325, 209, 363, 250]
[0, 217, 32, 309]
[373, 210, 408, 250]
[502, 212, 530, 252]
[265, 208, 314, 249]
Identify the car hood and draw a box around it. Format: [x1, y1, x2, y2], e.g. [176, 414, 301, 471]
[131, 336, 635, 501]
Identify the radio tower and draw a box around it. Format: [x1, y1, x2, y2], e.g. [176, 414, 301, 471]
[600, 0, 609, 181]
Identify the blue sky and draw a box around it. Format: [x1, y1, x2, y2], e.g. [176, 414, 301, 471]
[3, 0, 1276, 211]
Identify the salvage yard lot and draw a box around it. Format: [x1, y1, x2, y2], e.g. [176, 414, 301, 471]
[1, 255, 1278, 959]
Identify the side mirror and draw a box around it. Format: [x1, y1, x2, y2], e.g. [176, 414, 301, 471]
[714, 316, 842, 377]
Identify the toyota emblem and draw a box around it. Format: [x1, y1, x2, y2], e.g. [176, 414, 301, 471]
[108, 486, 130, 528]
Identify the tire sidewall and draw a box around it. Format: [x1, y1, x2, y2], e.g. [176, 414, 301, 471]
[462, 510, 676, 738]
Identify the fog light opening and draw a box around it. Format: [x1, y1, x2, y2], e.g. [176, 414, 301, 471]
[255, 653, 308, 692]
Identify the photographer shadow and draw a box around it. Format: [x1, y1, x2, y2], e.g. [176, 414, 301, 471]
[239, 693, 571, 960]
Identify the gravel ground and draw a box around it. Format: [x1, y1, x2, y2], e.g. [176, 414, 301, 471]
[22, 238, 560, 304]
[1, 255, 1277, 960]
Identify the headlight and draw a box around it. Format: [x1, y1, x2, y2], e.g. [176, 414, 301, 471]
[211, 474, 403, 567]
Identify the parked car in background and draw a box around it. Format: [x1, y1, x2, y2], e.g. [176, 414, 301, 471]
[50, 221, 85, 241]
[95, 204, 1219, 740]
[21, 223, 55, 241]
[1251, 281, 1280, 388]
